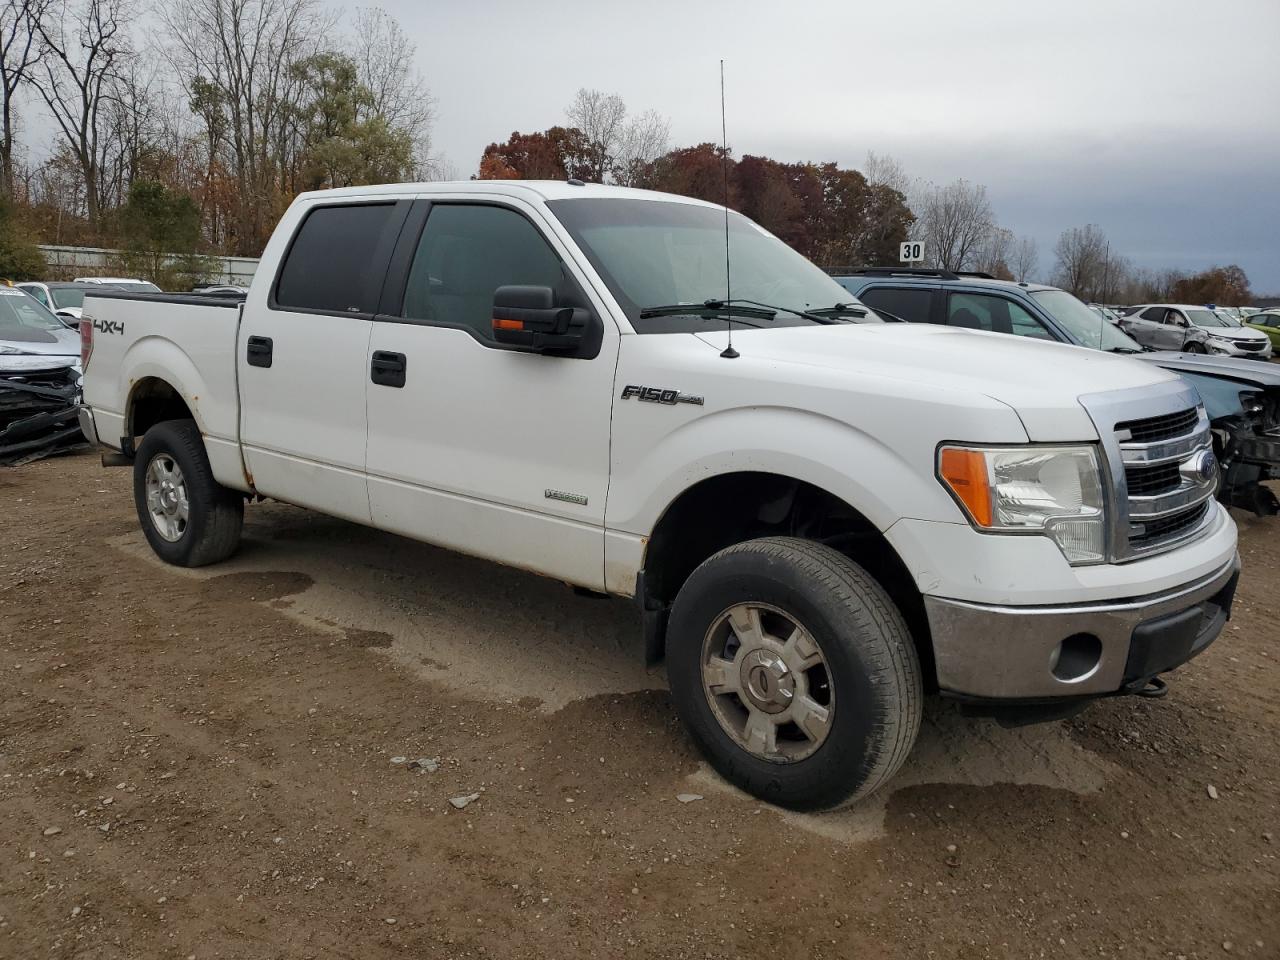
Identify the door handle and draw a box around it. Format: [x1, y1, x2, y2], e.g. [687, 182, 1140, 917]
[246, 335, 273, 368]
[370, 350, 407, 388]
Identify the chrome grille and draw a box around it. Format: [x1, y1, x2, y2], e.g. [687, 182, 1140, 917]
[1080, 381, 1219, 563]
[1233, 339, 1266, 351]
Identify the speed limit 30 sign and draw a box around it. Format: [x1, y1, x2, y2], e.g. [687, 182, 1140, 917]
[900, 241, 925, 263]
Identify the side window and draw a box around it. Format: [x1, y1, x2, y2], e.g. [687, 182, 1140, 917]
[947, 292, 1053, 340]
[1141, 307, 1165, 323]
[275, 203, 400, 314]
[1165, 309, 1186, 326]
[402, 204, 565, 340]
[858, 286, 934, 324]
[28, 287, 49, 307]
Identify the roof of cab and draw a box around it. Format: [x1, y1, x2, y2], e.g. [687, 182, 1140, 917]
[292, 180, 723, 208]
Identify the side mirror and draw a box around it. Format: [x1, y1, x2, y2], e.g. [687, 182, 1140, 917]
[491, 285, 587, 354]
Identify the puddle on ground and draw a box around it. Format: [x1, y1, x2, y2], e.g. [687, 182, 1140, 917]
[685, 699, 1119, 845]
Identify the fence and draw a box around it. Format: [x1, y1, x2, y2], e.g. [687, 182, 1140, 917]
[36, 245, 259, 286]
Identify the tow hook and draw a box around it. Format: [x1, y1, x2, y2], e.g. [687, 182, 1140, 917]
[1134, 677, 1169, 699]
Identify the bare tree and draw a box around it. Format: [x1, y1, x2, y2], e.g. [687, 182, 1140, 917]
[566, 87, 626, 183]
[913, 179, 994, 270]
[351, 6, 434, 176]
[31, 0, 133, 227]
[1053, 224, 1109, 299]
[974, 226, 1014, 277]
[1012, 235, 1038, 282]
[158, 0, 329, 253]
[0, 0, 51, 199]
[863, 150, 913, 195]
[613, 108, 669, 186]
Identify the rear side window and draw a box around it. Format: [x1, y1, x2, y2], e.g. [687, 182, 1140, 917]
[1140, 307, 1166, 322]
[275, 203, 400, 314]
[858, 286, 934, 324]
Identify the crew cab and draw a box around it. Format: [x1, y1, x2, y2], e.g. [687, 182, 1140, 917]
[78, 182, 1240, 810]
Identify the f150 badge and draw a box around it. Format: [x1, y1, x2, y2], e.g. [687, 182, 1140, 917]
[621, 384, 704, 406]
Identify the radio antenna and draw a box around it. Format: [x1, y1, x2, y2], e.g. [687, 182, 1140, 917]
[718, 58, 738, 359]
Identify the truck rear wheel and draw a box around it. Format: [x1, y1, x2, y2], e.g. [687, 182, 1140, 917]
[133, 419, 243, 567]
[667, 537, 922, 810]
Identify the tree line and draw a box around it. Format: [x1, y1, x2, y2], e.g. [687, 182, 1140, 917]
[0, 0, 434, 283]
[0, 7, 1259, 302]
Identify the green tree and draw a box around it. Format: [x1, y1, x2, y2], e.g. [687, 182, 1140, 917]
[116, 179, 213, 288]
[0, 198, 46, 281]
[291, 52, 414, 191]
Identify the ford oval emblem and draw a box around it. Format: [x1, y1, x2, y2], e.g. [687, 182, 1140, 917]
[1181, 449, 1217, 486]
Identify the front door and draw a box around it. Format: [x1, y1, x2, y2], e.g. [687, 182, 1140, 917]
[238, 198, 410, 522]
[365, 198, 619, 589]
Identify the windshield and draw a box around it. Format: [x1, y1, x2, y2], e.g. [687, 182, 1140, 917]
[50, 288, 86, 309]
[1031, 289, 1143, 351]
[1187, 309, 1230, 328]
[0, 288, 65, 337]
[546, 198, 863, 332]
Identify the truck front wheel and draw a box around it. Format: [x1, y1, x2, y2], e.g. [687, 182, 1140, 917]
[133, 419, 243, 567]
[667, 537, 922, 810]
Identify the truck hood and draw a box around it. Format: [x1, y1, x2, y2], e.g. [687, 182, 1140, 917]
[1, 324, 80, 356]
[693, 322, 1178, 441]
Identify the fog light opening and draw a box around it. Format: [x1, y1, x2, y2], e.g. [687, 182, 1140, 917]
[1051, 633, 1103, 683]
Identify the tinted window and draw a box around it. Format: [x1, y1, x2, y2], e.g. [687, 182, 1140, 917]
[50, 288, 86, 309]
[947, 292, 1053, 340]
[24, 286, 50, 306]
[402, 204, 564, 340]
[275, 203, 399, 314]
[1140, 307, 1164, 322]
[858, 286, 934, 324]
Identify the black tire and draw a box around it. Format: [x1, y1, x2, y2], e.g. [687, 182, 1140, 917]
[667, 537, 922, 811]
[1183, 342, 1206, 354]
[133, 419, 243, 567]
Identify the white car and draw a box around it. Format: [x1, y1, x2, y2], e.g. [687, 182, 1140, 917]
[74, 276, 162, 294]
[0, 286, 81, 374]
[76, 181, 1239, 810]
[15, 280, 113, 326]
[1121, 303, 1272, 359]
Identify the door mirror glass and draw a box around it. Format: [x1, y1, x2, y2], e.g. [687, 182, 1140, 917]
[491, 285, 588, 354]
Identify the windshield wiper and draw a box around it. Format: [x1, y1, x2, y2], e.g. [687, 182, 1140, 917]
[639, 300, 777, 321]
[808, 302, 869, 321]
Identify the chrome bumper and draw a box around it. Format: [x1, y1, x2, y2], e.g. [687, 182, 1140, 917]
[77, 405, 100, 446]
[925, 554, 1240, 699]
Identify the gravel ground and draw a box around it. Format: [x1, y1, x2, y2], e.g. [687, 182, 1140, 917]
[2, 451, 1277, 959]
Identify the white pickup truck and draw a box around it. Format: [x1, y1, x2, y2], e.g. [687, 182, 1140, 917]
[78, 181, 1240, 810]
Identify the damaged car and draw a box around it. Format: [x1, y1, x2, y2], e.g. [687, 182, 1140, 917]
[1138, 353, 1280, 515]
[1, 286, 85, 466]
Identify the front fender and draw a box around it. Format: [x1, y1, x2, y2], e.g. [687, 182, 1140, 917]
[607, 405, 974, 538]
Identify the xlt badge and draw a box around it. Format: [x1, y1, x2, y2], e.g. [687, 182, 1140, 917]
[621, 385, 704, 406]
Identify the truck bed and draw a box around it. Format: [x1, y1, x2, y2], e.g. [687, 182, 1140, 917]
[80, 290, 249, 490]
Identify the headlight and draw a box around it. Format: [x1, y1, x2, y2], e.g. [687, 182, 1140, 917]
[938, 445, 1106, 565]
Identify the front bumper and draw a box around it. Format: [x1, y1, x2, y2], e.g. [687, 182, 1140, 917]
[925, 553, 1240, 700]
[1209, 341, 1272, 360]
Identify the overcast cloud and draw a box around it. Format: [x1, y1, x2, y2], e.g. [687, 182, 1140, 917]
[385, 0, 1279, 290]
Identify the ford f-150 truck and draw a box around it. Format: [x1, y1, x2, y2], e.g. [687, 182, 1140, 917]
[77, 181, 1240, 811]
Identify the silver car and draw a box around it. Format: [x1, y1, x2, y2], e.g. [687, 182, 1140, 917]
[0, 287, 81, 375]
[1121, 303, 1272, 359]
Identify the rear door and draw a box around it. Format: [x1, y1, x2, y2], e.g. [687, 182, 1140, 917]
[364, 196, 619, 589]
[237, 197, 410, 522]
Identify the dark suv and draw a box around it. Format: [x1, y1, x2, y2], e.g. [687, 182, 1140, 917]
[833, 268, 1141, 353]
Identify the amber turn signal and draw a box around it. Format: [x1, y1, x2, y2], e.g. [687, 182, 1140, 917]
[938, 447, 993, 527]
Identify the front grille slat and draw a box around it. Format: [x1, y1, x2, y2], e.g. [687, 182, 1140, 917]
[1116, 408, 1198, 444]
[1125, 461, 1181, 496]
[1130, 501, 1210, 545]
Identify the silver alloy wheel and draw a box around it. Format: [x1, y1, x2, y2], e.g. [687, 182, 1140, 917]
[701, 602, 834, 762]
[144, 454, 189, 543]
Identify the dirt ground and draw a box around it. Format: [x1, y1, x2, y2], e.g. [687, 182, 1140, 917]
[2, 451, 1277, 960]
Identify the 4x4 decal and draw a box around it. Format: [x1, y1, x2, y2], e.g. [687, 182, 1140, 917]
[92, 317, 124, 335]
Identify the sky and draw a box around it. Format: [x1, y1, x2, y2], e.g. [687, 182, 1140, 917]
[384, 0, 1280, 292]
